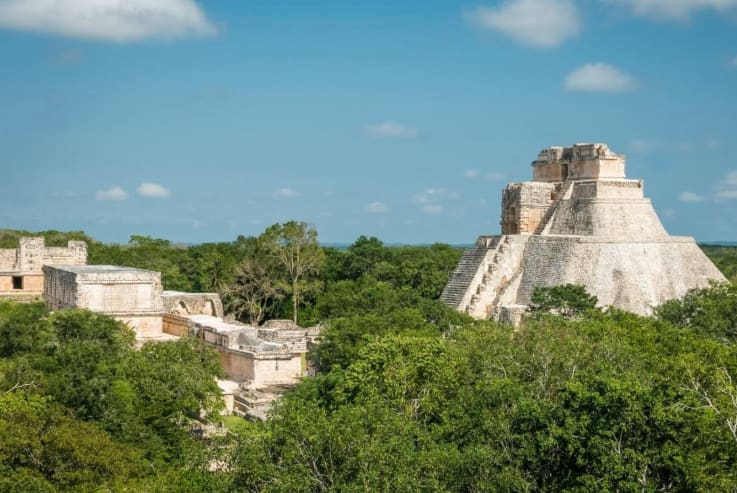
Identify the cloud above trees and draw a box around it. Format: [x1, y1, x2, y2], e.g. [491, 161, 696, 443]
[0, 0, 217, 42]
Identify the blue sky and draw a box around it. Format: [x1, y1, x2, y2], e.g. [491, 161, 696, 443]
[0, 0, 736, 244]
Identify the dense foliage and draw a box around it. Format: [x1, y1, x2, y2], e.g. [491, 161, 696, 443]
[0, 302, 224, 492]
[529, 283, 599, 319]
[702, 245, 737, 283]
[1, 230, 736, 491]
[232, 311, 737, 492]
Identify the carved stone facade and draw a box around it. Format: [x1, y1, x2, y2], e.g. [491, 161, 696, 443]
[442, 143, 726, 321]
[0, 237, 87, 300]
[43, 265, 165, 338]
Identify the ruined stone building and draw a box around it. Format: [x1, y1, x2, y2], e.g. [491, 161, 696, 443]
[441, 143, 725, 324]
[44, 265, 167, 339]
[0, 237, 86, 301]
[42, 264, 313, 415]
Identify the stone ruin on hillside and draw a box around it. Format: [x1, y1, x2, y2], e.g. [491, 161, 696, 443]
[441, 143, 725, 324]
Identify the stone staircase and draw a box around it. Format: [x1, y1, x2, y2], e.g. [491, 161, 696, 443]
[467, 236, 511, 314]
[462, 234, 531, 320]
[535, 181, 574, 235]
[440, 236, 501, 309]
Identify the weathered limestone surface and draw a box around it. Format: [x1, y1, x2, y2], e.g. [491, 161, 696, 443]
[443, 143, 726, 321]
[182, 314, 304, 386]
[162, 290, 224, 318]
[43, 265, 165, 338]
[0, 237, 87, 299]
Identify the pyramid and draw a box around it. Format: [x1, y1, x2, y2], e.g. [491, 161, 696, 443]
[441, 143, 725, 324]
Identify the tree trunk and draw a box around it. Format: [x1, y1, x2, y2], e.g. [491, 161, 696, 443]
[292, 281, 298, 325]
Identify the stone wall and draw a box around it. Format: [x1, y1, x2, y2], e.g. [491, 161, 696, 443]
[0, 237, 87, 299]
[116, 315, 164, 339]
[162, 313, 192, 337]
[43, 266, 81, 310]
[0, 274, 43, 293]
[501, 182, 556, 234]
[162, 291, 224, 318]
[514, 237, 724, 315]
[531, 143, 625, 183]
[0, 250, 17, 269]
[571, 179, 643, 200]
[43, 265, 165, 339]
[462, 235, 725, 321]
[547, 198, 668, 239]
[219, 349, 302, 385]
[173, 314, 307, 386]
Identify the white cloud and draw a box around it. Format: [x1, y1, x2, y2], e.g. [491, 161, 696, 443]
[413, 188, 459, 204]
[485, 172, 507, 181]
[465, 0, 580, 48]
[366, 201, 389, 213]
[724, 171, 737, 186]
[630, 139, 655, 153]
[423, 204, 444, 215]
[0, 0, 217, 43]
[96, 186, 128, 201]
[605, 0, 737, 21]
[137, 182, 171, 198]
[716, 189, 737, 200]
[564, 63, 637, 92]
[365, 121, 418, 138]
[703, 137, 719, 150]
[464, 169, 506, 181]
[274, 187, 300, 199]
[413, 188, 460, 214]
[715, 170, 737, 200]
[678, 191, 705, 203]
[730, 55, 737, 68]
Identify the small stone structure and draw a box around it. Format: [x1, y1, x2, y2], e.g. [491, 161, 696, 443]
[177, 315, 304, 387]
[43, 265, 166, 339]
[442, 143, 726, 323]
[164, 313, 316, 418]
[0, 237, 86, 301]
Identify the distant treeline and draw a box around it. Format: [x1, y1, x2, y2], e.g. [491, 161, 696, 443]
[0, 228, 464, 326]
[701, 245, 737, 282]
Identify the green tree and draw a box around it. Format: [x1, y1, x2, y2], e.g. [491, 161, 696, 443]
[656, 281, 737, 342]
[0, 391, 145, 492]
[529, 283, 599, 319]
[262, 221, 325, 325]
[117, 337, 224, 461]
[221, 237, 285, 325]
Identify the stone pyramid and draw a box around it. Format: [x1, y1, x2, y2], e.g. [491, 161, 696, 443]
[441, 143, 725, 324]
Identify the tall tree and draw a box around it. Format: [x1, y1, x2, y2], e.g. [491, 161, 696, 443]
[222, 251, 285, 325]
[261, 222, 324, 325]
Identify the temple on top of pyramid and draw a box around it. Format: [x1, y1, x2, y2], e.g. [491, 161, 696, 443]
[441, 143, 725, 325]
